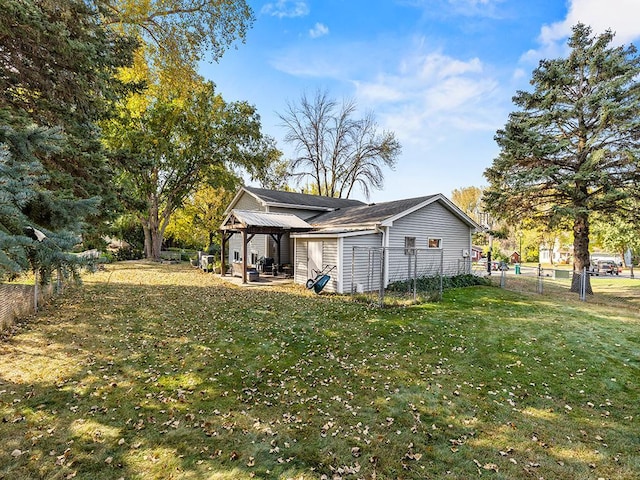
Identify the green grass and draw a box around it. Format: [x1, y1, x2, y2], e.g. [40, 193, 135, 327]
[1, 261, 639, 479]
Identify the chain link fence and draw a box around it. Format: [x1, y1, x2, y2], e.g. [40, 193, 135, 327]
[350, 247, 474, 305]
[486, 264, 610, 302]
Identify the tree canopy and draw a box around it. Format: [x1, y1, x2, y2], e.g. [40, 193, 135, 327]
[105, 80, 277, 259]
[279, 89, 401, 199]
[0, 0, 137, 280]
[101, 0, 254, 67]
[484, 23, 640, 290]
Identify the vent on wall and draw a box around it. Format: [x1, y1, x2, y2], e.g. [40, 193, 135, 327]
[462, 249, 470, 258]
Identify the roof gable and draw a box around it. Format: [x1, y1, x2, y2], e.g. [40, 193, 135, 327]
[309, 194, 480, 230]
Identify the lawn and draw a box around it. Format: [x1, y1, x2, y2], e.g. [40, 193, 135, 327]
[1, 261, 639, 479]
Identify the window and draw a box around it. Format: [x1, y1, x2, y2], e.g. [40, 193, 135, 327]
[404, 236, 416, 255]
[428, 238, 442, 249]
[250, 252, 259, 265]
[233, 250, 240, 261]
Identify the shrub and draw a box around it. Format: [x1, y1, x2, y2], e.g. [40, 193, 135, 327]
[114, 247, 143, 261]
[387, 273, 491, 293]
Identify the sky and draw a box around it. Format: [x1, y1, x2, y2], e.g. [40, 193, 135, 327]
[200, 0, 640, 203]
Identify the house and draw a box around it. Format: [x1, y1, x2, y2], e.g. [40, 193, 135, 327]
[471, 245, 483, 262]
[539, 239, 572, 264]
[509, 251, 521, 264]
[219, 187, 479, 292]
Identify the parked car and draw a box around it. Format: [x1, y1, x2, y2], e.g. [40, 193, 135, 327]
[491, 261, 509, 271]
[589, 260, 621, 276]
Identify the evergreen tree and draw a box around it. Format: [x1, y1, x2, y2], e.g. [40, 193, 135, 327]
[0, 123, 97, 282]
[0, 0, 137, 279]
[484, 24, 640, 292]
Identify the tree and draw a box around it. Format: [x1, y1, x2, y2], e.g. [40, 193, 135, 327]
[165, 183, 238, 251]
[101, 0, 254, 68]
[278, 89, 401, 199]
[0, 0, 137, 279]
[0, 123, 98, 282]
[591, 206, 640, 276]
[484, 24, 640, 292]
[451, 186, 484, 223]
[105, 80, 276, 260]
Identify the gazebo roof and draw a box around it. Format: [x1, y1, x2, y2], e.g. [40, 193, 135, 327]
[220, 209, 313, 234]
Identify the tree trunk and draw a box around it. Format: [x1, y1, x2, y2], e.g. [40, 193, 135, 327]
[144, 195, 163, 261]
[570, 212, 593, 294]
[142, 223, 152, 258]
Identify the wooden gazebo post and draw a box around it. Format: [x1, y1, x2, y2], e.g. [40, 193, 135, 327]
[241, 228, 248, 284]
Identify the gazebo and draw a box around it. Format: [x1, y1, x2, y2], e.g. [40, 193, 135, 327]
[219, 209, 313, 283]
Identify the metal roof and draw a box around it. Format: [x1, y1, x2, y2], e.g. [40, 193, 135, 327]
[223, 209, 313, 230]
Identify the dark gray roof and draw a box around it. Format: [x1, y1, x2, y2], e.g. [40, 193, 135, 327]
[309, 195, 438, 227]
[244, 186, 365, 210]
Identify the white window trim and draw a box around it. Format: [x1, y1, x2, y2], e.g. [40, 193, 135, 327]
[404, 236, 416, 255]
[428, 237, 442, 249]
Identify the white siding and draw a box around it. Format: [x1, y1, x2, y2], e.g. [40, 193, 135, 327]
[269, 206, 325, 220]
[226, 192, 266, 266]
[294, 238, 340, 293]
[235, 193, 263, 211]
[228, 233, 268, 269]
[295, 239, 308, 286]
[387, 201, 471, 280]
[342, 233, 384, 293]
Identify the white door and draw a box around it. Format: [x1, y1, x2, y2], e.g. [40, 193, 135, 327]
[307, 241, 323, 277]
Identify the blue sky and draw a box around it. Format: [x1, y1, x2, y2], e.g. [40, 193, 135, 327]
[200, 0, 640, 203]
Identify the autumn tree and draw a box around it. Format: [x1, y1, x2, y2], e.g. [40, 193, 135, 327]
[451, 186, 484, 223]
[105, 80, 276, 260]
[591, 204, 640, 276]
[101, 0, 253, 67]
[279, 89, 401, 199]
[165, 183, 238, 251]
[484, 24, 640, 293]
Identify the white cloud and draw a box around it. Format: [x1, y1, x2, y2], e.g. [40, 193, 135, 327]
[523, 0, 640, 64]
[261, 0, 309, 18]
[353, 49, 501, 149]
[269, 37, 505, 154]
[309, 22, 329, 39]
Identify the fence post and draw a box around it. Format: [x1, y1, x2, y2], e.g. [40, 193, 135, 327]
[413, 249, 418, 302]
[439, 249, 444, 300]
[500, 266, 506, 288]
[537, 263, 544, 294]
[580, 267, 587, 301]
[379, 247, 385, 307]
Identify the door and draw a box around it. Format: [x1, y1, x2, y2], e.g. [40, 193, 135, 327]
[307, 241, 323, 278]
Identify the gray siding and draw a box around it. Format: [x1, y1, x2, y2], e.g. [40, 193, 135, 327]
[387, 201, 471, 279]
[342, 233, 383, 293]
